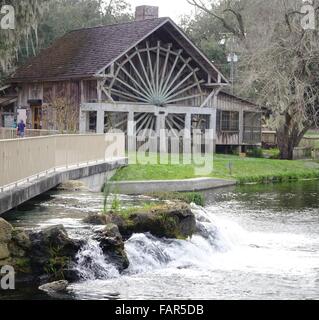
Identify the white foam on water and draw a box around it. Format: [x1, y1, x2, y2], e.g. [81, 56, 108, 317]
[123, 204, 319, 277]
[74, 239, 120, 281]
[67, 202, 319, 300]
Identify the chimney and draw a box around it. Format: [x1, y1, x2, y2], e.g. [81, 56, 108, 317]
[135, 5, 159, 21]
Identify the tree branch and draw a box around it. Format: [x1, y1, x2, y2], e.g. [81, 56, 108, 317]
[187, 0, 246, 40]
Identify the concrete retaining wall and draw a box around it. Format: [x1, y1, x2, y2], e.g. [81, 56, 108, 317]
[110, 177, 237, 195]
[0, 158, 127, 215]
[79, 169, 118, 192]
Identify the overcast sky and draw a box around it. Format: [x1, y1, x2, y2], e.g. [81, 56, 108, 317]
[127, 0, 197, 22]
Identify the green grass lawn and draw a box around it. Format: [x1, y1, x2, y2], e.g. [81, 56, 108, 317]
[112, 153, 319, 184]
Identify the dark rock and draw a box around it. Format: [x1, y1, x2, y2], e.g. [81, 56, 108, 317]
[93, 224, 129, 272]
[9, 257, 32, 275]
[39, 280, 69, 293]
[0, 218, 13, 260]
[8, 229, 32, 258]
[63, 268, 81, 282]
[116, 203, 196, 240]
[29, 225, 83, 278]
[83, 214, 111, 225]
[11, 229, 32, 250]
[0, 243, 10, 260]
[0, 218, 12, 243]
[1, 221, 85, 283]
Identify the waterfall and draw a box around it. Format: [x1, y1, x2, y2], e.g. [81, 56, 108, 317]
[74, 205, 249, 278]
[124, 204, 246, 273]
[191, 204, 247, 251]
[74, 239, 120, 280]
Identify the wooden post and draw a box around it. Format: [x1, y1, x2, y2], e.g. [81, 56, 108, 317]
[209, 113, 216, 153]
[79, 110, 88, 133]
[96, 109, 105, 134]
[97, 80, 102, 103]
[127, 111, 136, 152]
[239, 109, 244, 146]
[156, 112, 167, 154]
[80, 80, 85, 104]
[184, 113, 192, 154]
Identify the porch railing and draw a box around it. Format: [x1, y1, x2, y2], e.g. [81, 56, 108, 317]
[0, 127, 59, 140]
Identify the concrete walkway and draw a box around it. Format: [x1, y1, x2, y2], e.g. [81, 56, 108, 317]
[110, 177, 237, 195]
[0, 158, 127, 215]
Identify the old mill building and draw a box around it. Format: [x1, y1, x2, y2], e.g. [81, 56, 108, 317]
[6, 5, 261, 152]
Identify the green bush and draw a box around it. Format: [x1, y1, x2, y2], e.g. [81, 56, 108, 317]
[111, 194, 121, 212]
[246, 147, 264, 158]
[184, 192, 205, 206]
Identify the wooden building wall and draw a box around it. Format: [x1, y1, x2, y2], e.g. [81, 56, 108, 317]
[15, 79, 261, 146]
[17, 80, 81, 130]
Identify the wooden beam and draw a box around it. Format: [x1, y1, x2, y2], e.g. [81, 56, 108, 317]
[161, 57, 192, 97]
[110, 88, 149, 103]
[115, 63, 152, 100]
[135, 47, 155, 96]
[97, 80, 102, 103]
[156, 40, 161, 94]
[161, 49, 183, 95]
[146, 41, 156, 89]
[159, 44, 171, 90]
[200, 90, 215, 108]
[164, 69, 201, 98]
[166, 93, 206, 104]
[166, 81, 205, 101]
[102, 87, 114, 102]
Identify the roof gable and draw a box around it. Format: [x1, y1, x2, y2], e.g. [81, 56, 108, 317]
[11, 17, 227, 83]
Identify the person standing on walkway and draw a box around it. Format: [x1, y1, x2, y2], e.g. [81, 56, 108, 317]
[17, 120, 26, 138]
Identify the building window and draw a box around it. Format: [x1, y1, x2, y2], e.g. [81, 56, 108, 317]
[217, 111, 239, 132]
[243, 112, 261, 144]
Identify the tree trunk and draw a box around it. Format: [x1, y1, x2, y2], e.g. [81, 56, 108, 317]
[277, 131, 294, 160]
[277, 113, 295, 160]
[276, 113, 310, 160]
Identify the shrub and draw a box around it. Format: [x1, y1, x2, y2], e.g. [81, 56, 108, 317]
[111, 194, 121, 212]
[184, 192, 205, 206]
[246, 147, 264, 158]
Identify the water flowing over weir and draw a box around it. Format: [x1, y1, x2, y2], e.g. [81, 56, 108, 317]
[71, 205, 231, 281]
[71, 202, 319, 300]
[3, 181, 319, 300]
[123, 205, 236, 274]
[75, 239, 120, 280]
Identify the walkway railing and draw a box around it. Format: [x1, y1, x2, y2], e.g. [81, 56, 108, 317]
[0, 128, 59, 140]
[0, 133, 125, 191]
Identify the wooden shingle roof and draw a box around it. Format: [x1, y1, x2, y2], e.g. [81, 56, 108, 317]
[11, 17, 227, 83]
